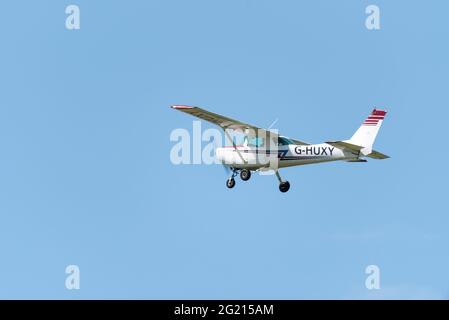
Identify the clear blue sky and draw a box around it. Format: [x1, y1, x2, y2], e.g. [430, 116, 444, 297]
[0, 0, 448, 299]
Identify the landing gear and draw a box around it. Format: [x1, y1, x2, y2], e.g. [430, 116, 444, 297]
[240, 169, 251, 181]
[224, 168, 290, 193]
[226, 168, 239, 189]
[276, 171, 291, 193]
[226, 178, 236, 189]
[226, 168, 252, 188]
[279, 181, 290, 193]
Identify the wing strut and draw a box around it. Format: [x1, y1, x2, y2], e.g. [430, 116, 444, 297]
[223, 129, 247, 164]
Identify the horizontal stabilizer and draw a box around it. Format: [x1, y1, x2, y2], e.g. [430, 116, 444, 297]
[366, 150, 390, 159]
[327, 141, 389, 160]
[326, 141, 363, 154]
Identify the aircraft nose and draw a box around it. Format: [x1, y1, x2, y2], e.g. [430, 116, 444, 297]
[215, 148, 223, 162]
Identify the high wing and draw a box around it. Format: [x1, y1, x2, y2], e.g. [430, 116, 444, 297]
[290, 139, 310, 146]
[171, 105, 309, 145]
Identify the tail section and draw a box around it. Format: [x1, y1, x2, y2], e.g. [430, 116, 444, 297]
[346, 109, 387, 155]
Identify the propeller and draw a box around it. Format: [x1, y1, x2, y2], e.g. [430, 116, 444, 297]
[212, 135, 232, 178]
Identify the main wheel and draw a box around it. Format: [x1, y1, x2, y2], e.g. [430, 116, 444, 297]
[240, 169, 251, 181]
[279, 181, 290, 193]
[226, 178, 236, 189]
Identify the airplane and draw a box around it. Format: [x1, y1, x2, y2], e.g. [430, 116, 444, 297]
[171, 105, 389, 192]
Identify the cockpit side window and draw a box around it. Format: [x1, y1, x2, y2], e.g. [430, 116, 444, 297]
[248, 137, 265, 147]
[277, 137, 293, 146]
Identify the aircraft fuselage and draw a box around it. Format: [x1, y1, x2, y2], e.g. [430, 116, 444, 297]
[216, 143, 358, 170]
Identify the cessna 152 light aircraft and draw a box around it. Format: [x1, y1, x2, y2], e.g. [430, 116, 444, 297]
[171, 105, 389, 193]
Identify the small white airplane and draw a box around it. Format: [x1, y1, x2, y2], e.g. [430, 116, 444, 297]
[172, 105, 389, 192]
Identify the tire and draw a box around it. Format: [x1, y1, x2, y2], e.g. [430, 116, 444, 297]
[226, 178, 236, 189]
[279, 181, 290, 193]
[240, 169, 251, 181]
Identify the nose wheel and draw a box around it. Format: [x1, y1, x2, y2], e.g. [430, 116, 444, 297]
[226, 168, 239, 189]
[226, 178, 236, 189]
[226, 168, 252, 189]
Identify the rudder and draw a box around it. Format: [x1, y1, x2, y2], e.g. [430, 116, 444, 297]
[346, 109, 387, 154]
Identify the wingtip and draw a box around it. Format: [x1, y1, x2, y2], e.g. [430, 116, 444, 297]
[171, 105, 195, 109]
